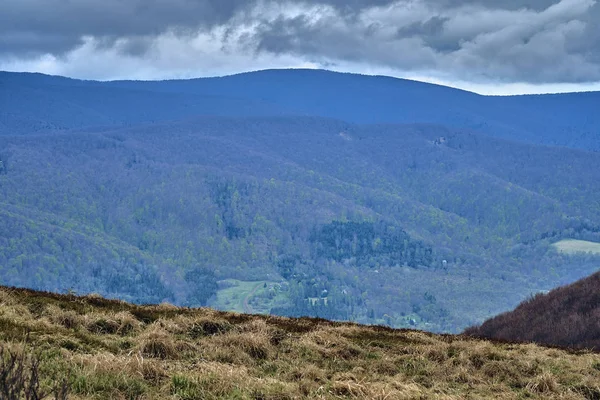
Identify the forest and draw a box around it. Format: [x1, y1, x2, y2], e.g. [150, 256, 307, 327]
[1, 70, 600, 332]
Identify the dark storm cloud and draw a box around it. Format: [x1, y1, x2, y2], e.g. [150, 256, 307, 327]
[0, 0, 394, 51]
[252, 0, 600, 82]
[0, 0, 254, 55]
[1, 0, 599, 83]
[395, 17, 459, 53]
[0, 0, 561, 55]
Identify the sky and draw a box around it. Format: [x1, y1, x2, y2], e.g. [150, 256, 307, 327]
[1, 0, 600, 95]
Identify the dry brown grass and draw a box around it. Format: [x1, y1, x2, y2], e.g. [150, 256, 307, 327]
[0, 287, 599, 399]
[72, 351, 166, 382]
[135, 324, 180, 360]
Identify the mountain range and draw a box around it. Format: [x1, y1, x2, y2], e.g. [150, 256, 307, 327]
[1, 69, 599, 333]
[3, 69, 600, 150]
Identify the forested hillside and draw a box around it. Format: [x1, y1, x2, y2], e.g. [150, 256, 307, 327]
[465, 270, 600, 351]
[1, 110, 600, 332]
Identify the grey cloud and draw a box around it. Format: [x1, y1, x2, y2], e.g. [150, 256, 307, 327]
[0, 32, 84, 57]
[0, 0, 398, 57]
[432, 0, 558, 10]
[1, 0, 599, 83]
[0, 0, 252, 56]
[0, 0, 557, 56]
[395, 16, 460, 53]
[396, 16, 448, 37]
[251, 0, 600, 83]
[253, 11, 438, 69]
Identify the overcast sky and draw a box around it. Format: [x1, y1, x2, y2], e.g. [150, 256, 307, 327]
[1, 0, 600, 94]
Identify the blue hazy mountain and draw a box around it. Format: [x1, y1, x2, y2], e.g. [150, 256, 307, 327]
[1, 69, 599, 150]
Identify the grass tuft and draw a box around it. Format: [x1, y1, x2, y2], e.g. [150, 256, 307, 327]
[526, 372, 559, 393]
[136, 325, 178, 359]
[188, 318, 232, 339]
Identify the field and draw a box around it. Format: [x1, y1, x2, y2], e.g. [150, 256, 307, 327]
[0, 286, 599, 399]
[209, 279, 288, 314]
[553, 239, 600, 255]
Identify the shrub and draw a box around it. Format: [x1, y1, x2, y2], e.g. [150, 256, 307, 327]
[0, 345, 69, 400]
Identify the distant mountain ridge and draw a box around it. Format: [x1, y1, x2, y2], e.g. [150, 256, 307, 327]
[2, 69, 600, 150]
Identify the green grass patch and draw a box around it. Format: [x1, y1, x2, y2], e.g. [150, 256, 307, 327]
[209, 279, 287, 314]
[72, 371, 148, 399]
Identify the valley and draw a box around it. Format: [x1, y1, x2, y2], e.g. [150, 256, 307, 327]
[1, 70, 600, 333]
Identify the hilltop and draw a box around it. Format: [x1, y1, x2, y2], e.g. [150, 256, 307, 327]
[0, 286, 599, 399]
[465, 270, 600, 351]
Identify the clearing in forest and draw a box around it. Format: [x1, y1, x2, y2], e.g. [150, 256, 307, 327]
[552, 239, 600, 255]
[209, 279, 285, 314]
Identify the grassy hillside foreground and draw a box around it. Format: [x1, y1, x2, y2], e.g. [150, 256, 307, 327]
[0, 288, 599, 400]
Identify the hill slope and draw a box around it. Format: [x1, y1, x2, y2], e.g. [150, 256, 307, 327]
[0, 286, 599, 399]
[465, 271, 600, 351]
[2, 69, 600, 150]
[0, 72, 292, 135]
